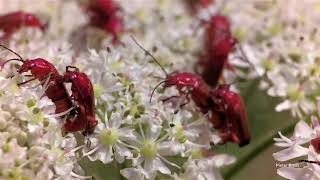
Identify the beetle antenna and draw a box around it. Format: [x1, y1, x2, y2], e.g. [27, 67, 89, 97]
[0, 45, 24, 61]
[130, 35, 169, 77]
[1, 58, 25, 70]
[150, 80, 167, 103]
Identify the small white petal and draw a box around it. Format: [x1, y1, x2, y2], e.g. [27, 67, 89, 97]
[158, 141, 184, 156]
[120, 168, 147, 180]
[132, 156, 144, 167]
[147, 124, 161, 141]
[274, 137, 285, 142]
[144, 158, 154, 173]
[275, 142, 293, 147]
[273, 145, 309, 162]
[276, 100, 291, 112]
[109, 112, 122, 128]
[98, 145, 113, 164]
[114, 144, 132, 163]
[277, 167, 314, 180]
[278, 132, 293, 144]
[118, 127, 136, 141]
[211, 154, 236, 167]
[293, 120, 313, 139]
[154, 157, 171, 175]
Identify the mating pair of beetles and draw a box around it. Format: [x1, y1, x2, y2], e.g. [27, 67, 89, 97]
[131, 36, 250, 147]
[1, 45, 97, 136]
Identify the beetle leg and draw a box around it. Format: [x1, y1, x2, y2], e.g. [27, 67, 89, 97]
[69, 95, 80, 114]
[17, 78, 36, 86]
[178, 97, 190, 109]
[85, 136, 92, 149]
[174, 94, 190, 114]
[39, 73, 53, 98]
[83, 121, 92, 149]
[45, 106, 75, 118]
[19, 72, 52, 88]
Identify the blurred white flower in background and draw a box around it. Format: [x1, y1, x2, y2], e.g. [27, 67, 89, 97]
[224, 0, 320, 117]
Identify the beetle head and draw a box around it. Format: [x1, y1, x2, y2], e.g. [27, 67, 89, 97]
[17, 59, 33, 74]
[165, 72, 201, 90]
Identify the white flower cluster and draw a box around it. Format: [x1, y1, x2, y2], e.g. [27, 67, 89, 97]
[0, 76, 88, 179]
[0, 0, 240, 180]
[223, 0, 320, 118]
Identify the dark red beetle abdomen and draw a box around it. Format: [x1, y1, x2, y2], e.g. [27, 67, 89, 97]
[198, 15, 237, 86]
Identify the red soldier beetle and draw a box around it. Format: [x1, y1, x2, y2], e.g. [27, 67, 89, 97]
[62, 66, 97, 136]
[0, 11, 45, 40]
[0, 45, 92, 136]
[131, 36, 250, 146]
[0, 45, 73, 115]
[85, 0, 124, 44]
